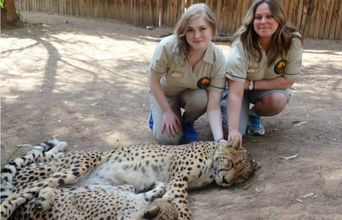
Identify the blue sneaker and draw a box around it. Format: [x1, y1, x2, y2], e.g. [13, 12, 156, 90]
[148, 112, 153, 130]
[248, 115, 265, 135]
[182, 122, 199, 143]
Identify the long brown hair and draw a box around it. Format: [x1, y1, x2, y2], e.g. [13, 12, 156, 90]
[232, 0, 302, 66]
[174, 3, 217, 61]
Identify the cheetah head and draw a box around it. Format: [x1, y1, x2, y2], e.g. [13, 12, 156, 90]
[213, 138, 259, 187]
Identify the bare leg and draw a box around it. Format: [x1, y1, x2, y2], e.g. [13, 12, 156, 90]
[253, 93, 288, 116]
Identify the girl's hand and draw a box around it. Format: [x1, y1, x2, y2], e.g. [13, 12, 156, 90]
[161, 111, 181, 137]
[227, 129, 242, 146]
[217, 138, 228, 144]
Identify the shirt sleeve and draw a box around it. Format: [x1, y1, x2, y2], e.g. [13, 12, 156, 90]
[283, 37, 303, 80]
[225, 41, 249, 82]
[149, 37, 170, 75]
[209, 45, 227, 92]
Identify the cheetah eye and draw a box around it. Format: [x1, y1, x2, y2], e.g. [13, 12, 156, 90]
[223, 159, 233, 169]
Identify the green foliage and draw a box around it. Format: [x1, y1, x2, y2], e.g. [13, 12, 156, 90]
[0, 0, 5, 9]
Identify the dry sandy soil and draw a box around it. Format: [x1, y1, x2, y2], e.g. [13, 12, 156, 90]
[1, 12, 342, 220]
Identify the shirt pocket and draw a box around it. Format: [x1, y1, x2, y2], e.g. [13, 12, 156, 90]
[246, 62, 260, 80]
[167, 62, 186, 78]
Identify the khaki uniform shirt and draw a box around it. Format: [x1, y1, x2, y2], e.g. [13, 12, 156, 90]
[226, 37, 302, 82]
[150, 35, 226, 96]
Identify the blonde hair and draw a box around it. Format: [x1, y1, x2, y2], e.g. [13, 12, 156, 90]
[173, 3, 217, 61]
[232, 0, 302, 66]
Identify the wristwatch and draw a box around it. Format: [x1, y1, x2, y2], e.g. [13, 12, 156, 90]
[248, 80, 254, 90]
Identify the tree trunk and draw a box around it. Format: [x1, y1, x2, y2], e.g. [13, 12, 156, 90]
[5, 0, 17, 23]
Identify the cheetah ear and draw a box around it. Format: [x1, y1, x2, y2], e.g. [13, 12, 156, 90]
[143, 204, 160, 219]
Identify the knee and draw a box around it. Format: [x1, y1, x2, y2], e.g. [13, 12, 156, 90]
[155, 132, 183, 145]
[259, 93, 288, 114]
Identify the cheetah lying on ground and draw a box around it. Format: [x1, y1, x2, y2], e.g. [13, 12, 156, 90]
[1, 138, 258, 220]
[5, 183, 177, 220]
[1, 139, 176, 220]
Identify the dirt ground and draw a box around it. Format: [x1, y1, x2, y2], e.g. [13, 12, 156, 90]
[1, 12, 342, 220]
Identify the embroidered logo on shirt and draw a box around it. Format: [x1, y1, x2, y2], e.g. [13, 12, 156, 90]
[197, 77, 210, 89]
[274, 59, 287, 74]
[170, 71, 183, 78]
[247, 66, 259, 74]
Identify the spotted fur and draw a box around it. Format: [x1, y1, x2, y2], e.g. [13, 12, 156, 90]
[0, 138, 67, 203]
[3, 183, 177, 220]
[1, 138, 258, 220]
